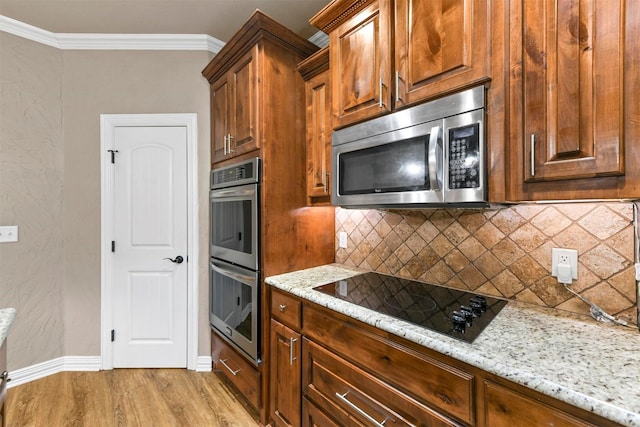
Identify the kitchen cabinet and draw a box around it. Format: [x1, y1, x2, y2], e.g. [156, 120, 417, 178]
[394, 0, 490, 108]
[506, 0, 640, 200]
[209, 46, 259, 163]
[210, 330, 261, 410]
[203, 12, 318, 168]
[269, 290, 302, 427]
[268, 286, 623, 427]
[311, 0, 491, 129]
[203, 11, 336, 426]
[269, 320, 301, 427]
[297, 48, 332, 205]
[303, 303, 471, 426]
[484, 380, 596, 427]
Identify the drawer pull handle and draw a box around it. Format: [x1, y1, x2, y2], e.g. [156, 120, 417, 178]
[219, 358, 240, 376]
[279, 304, 287, 312]
[289, 337, 298, 365]
[335, 391, 388, 427]
[530, 133, 536, 177]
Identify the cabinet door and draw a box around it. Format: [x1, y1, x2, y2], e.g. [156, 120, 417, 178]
[305, 69, 332, 204]
[514, 0, 624, 182]
[270, 319, 301, 427]
[395, 0, 490, 108]
[229, 45, 260, 158]
[484, 381, 595, 427]
[330, 0, 392, 129]
[211, 78, 230, 164]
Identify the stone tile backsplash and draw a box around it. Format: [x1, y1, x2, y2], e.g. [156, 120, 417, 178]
[335, 202, 638, 326]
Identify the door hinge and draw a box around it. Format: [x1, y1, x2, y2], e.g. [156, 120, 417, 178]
[111, 241, 115, 252]
[107, 149, 119, 164]
[111, 329, 115, 342]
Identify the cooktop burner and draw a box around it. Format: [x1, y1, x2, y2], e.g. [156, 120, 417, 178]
[313, 272, 507, 343]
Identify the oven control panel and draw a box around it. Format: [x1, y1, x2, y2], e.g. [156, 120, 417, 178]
[211, 157, 260, 189]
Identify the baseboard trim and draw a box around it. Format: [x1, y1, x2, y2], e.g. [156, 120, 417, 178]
[196, 356, 212, 372]
[7, 356, 101, 388]
[8, 355, 212, 387]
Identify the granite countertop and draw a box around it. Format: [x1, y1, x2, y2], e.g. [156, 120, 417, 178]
[266, 264, 640, 427]
[0, 308, 16, 347]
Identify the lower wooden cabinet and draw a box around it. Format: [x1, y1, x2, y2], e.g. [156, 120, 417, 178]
[268, 288, 622, 427]
[303, 304, 473, 425]
[484, 380, 600, 427]
[269, 319, 302, 427]
[303, 338, 460, 426]
[210, 330, 261, 410]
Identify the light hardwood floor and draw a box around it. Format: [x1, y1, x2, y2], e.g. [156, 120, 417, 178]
[5, 369, 260, 426]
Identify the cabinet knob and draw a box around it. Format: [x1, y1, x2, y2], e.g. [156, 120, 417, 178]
[279, 304, 287, 312]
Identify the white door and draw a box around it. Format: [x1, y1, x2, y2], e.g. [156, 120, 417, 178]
[111, 126, 188, 368]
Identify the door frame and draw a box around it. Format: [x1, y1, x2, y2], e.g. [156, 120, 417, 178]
[100, 113, 199, 370]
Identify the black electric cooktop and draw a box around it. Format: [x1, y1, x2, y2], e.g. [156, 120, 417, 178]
[314, 272, 507, 343]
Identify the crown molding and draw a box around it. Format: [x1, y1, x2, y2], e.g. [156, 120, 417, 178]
[0, 14, 225, 53]
[0, 14, 59, 47]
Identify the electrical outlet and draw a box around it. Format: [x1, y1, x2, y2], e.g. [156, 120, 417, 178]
[551, 248, 578, 283]
[338, 231, 348, 249]
[0, 226, 18, 243]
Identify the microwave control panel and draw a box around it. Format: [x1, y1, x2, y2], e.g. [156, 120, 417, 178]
[448, 123, 480, 189]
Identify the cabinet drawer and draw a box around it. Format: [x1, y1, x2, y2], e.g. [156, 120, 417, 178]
[304, 339, 462, 427]
[304, 304, 474, 425]
[211, 330, 261, 409]
[302, 397, 341, 427]
[271, 289, 302, 330]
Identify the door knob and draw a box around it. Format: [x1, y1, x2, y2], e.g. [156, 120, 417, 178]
[164, 255, 184, 264]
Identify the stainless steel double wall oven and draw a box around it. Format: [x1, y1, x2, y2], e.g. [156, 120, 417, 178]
[209, 158, 260, 364]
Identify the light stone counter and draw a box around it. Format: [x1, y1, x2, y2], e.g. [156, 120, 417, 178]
[266, 264, 640, 427]
[0, 308, 16, 348]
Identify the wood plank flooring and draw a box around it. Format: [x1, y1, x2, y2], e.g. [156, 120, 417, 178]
[5, 369, 260, 426]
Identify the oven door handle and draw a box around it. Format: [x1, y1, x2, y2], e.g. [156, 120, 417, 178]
[210, 262, 257, 285]
[210, 187, 256, 199]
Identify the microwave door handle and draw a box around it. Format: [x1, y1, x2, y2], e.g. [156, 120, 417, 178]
[210, 262, 257, 285]
[428, 126, 441, 191]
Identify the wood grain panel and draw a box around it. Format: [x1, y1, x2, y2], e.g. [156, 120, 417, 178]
[520, 0, 624, 182]
[303, 304, 475, 425]
[330, 0, 392, 128]
[269, 319, 302, 427]
[484, 380, 595, 427]
[395, 0, 490, 108]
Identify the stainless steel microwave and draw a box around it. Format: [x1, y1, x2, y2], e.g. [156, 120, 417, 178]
[332, 86, 488, 209]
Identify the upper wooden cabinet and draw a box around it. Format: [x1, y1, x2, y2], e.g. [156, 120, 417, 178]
[325, 0, 392, 129]
[507, 0, 640, 200]
[311, 0, 491, 129]
[202, 11, 318, 166]
[209, 46, 259, 163]
[395, 0, 490, 108]
[298, 48, 332, 205]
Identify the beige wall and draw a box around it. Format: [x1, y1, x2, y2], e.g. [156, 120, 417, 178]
[1, 32, 214, 370]
[0, 32, 65, 368]
[61, 49, 213, 358]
